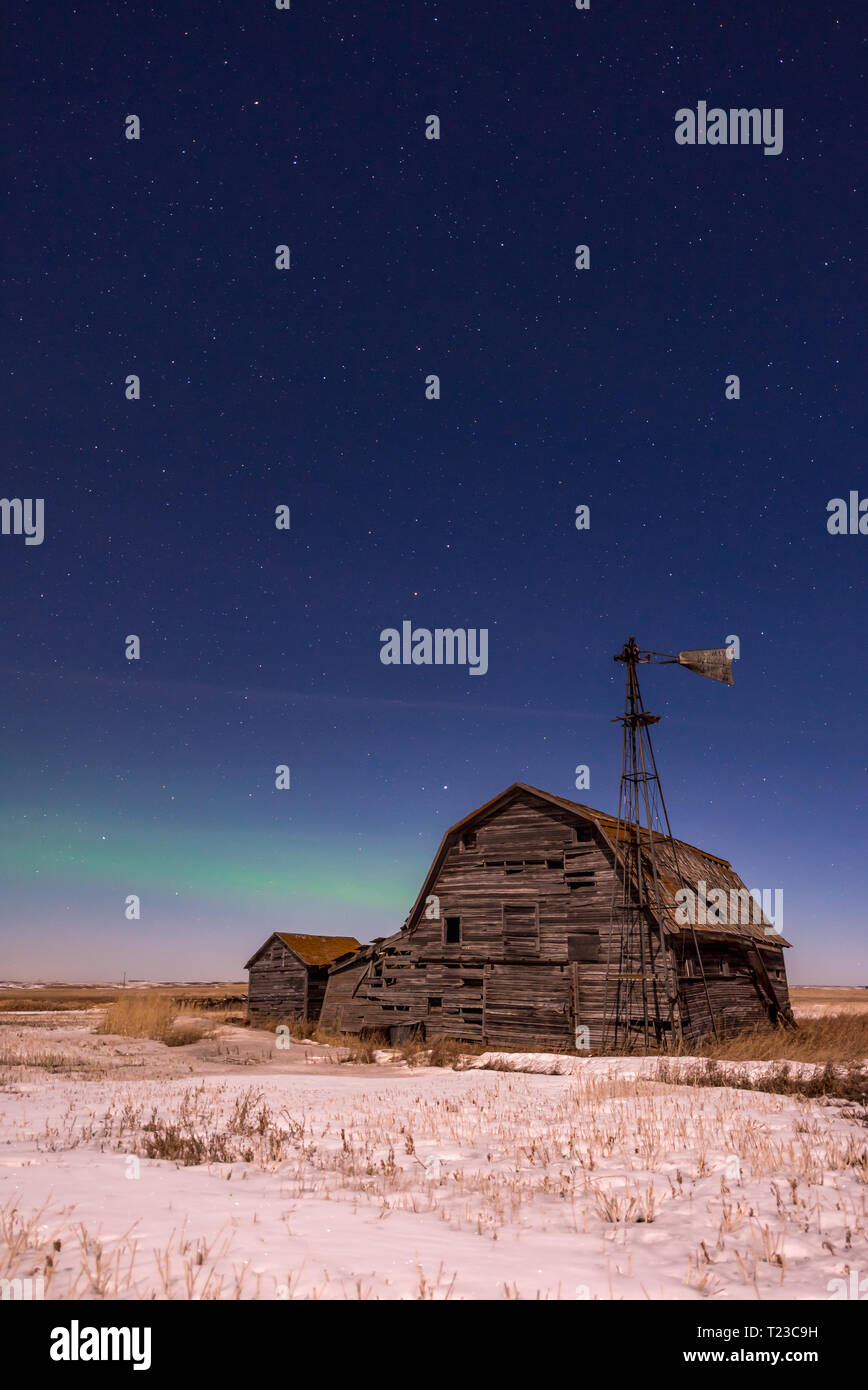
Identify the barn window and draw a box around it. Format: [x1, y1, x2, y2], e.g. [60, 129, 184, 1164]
[568, 932, 599, 963]
[444, 916, 461, 944]
[461, 830, 477, 851]
[428, 997, 443, 1012]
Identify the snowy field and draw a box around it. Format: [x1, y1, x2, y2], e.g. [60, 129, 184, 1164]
[1, 1020, 865, 1300]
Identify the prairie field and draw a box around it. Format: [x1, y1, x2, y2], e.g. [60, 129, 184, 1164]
[0, 985, 865, 1300]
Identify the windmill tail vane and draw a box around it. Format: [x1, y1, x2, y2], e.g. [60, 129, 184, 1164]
[677, 647, 735, 685]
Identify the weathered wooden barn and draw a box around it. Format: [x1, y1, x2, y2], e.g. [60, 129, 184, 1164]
[245, 932, 360, 1023]
[319, 783, 792, 1048]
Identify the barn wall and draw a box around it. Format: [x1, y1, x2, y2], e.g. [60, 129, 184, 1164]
[321, 792, 673, 1045]
[319, 957, 377, 1032]
[304, 967, 331, 1020]
[247, 938, 307, 1021]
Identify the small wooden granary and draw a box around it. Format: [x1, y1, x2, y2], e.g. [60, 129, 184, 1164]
[245, 932, 360, 1023]
[319, 783, 792, 1048]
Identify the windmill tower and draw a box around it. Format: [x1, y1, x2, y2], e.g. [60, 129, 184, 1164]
[601, 637, 735, 1052]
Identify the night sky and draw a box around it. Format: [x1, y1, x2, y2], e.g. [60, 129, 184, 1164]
[2, 2, 864, 984]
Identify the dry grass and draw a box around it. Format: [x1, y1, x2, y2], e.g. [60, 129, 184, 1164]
[277, 1015, 319, 1041]
[247, 1010, 868, 1077]
[0, 983, 247, 1016]
[284, 1023, 487, 1068]
[397, 1035, 488, 1068]
[164, 1024, 212, 1048]
[694, 1012, 868, 1066]
[252, 1016, 389, 1062]
[0, 991, 119, 1013]
[97, 992, 211, 1047]
[427, 1036, 483, 1068]
[0, 1043, 91, 1074]
[139, 1088, 299, 1166]
[790, 987, 868, 1013]
[658, 1057, 868, 1109]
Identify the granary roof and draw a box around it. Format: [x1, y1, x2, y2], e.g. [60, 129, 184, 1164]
[276, 933, 361, 965]
[244, 932, 361, 970]
[398, 783, 791, 949]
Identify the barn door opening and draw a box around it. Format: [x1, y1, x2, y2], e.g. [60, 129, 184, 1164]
[483, 963, 571, 1048]
[570, 963, 581, 1048]
[571, 961, 605, 1051]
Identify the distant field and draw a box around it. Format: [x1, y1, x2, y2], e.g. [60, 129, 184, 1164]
[0, 982, 248, 1012]
[790, 987, 868, 1017]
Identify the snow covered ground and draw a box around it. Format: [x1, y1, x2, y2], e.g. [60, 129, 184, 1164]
[0, 1022, 865, 1300]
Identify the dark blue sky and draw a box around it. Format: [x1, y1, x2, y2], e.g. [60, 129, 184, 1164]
[1, 1, 865, 983]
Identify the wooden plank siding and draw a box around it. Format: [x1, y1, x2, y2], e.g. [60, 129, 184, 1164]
[319, 785, 792, 1048]
[247, 936, 309, 1021]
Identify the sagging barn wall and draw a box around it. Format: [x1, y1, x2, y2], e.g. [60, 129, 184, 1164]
[677, 942, 791, 1042]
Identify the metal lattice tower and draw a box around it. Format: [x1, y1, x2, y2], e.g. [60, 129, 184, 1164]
[602, 638, 723, 1053]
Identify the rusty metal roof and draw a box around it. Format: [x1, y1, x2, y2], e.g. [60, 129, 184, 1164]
[276, 933, 361, 966]
[531, 788, 733, 867]
[245, 932, 361, 970]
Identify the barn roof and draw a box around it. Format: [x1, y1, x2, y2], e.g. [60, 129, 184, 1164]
[244, 932, 361, 970]
[397, 783, 790, 949]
